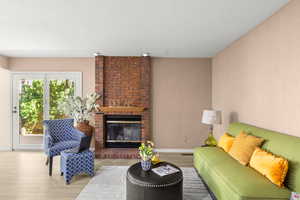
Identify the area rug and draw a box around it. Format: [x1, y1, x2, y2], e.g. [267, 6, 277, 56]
[76, 166, 212, 200]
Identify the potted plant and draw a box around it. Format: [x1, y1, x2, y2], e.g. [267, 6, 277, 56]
[59, 93, 101, 137]
[138, 141, 154, 171]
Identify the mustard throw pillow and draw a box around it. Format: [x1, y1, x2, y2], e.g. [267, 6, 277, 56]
[228, 131, 264, 165]
[250, 148, 288, 187]
[218, 133, 235, 152]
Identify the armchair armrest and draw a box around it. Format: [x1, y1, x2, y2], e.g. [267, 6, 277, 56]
[44, 134, 54, 150]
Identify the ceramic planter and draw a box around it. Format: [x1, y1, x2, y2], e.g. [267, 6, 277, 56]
[141, 159, 152, 171]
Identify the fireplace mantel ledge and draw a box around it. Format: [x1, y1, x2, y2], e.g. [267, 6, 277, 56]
[96, 106, 146, 114]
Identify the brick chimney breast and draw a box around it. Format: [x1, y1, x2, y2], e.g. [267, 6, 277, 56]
[94, 56, 151, 158]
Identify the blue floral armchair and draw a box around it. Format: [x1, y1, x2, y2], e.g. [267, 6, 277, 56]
[43, 118, 85, 176]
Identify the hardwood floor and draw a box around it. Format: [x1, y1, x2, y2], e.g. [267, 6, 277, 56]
[0, 151, 193, 200]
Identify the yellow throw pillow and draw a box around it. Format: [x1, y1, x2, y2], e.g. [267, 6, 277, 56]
[228, 131, 264, 165]
[250, 148, 288, 187]
[218, 133, 235, 152]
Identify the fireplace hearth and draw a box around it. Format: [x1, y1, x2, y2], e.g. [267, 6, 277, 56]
[105, 115, 141, 148]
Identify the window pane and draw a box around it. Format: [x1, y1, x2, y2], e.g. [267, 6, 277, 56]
[49, 79, 75, 120]
[19, 79, 44, 135]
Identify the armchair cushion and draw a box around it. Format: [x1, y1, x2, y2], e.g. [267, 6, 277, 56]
[47, 140, 80, 157]
[70, 128, 86, 141]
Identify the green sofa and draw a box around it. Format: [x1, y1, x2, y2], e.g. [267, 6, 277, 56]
[194, 122, 300, 200]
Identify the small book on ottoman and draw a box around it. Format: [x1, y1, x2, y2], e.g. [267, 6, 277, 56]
[152, 165, 180, 176]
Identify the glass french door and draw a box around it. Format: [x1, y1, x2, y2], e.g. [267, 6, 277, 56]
[12, 72, 82, 150]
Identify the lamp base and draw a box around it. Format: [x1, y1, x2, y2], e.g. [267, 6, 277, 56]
[204, 132, 217, 146]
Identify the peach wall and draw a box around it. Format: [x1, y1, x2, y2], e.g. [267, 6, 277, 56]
[152, 58, 211, 149]
[8, 57, 95, 96]
[0, 67, 11, 150]
[212, 0, 300, 139]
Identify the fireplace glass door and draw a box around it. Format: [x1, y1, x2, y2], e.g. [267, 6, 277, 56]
[105, 115, 141, 148]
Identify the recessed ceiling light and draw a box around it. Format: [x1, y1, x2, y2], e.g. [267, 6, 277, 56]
[142, 52, 150, 57]
[93, 52, 102, 56]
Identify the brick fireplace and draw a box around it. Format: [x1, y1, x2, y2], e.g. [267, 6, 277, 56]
[94, 55, 151, 158]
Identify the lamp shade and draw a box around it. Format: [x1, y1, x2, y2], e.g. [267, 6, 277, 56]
[201, 110, 222, 125]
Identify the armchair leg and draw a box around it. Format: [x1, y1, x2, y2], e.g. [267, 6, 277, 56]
[49, 157, 53, 176]
[45, 157, 49, 166]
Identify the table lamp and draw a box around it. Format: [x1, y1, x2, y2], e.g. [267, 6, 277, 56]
[201, 110, 222, 146]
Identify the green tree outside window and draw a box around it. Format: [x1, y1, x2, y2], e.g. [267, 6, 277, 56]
[19, 79, 74, 135]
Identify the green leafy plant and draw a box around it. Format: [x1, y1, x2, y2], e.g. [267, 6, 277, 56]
[19, 80, 44, 134]
[138, 141, 154, 161]
[19, 79, 75, 134]
[49, 80, 75, 120]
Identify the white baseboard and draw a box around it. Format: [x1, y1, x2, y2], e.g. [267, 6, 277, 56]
[13, 146, 43, 151]
[155, 148, 194, 153]
[0, 147, 12, 151]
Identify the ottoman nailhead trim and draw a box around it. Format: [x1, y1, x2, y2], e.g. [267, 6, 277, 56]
[126, 171, 183, 188]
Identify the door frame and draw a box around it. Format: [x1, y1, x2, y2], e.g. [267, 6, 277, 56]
[11, 72, 82, 150]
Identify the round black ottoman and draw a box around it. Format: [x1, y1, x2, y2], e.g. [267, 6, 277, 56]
[126, 162, 183, 200]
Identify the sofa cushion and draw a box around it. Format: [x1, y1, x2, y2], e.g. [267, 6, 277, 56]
[249, 147, 289, 187]
[218, 133, 235, 152]
[194, 147, 291, 200]
[228, 132, 264, 165]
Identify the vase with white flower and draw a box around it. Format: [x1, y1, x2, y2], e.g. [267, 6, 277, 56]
[59, 93, 101, 137]
[138, 141, 154, 171]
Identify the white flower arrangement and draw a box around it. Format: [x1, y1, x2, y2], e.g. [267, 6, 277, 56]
[59, 93, 101, 123]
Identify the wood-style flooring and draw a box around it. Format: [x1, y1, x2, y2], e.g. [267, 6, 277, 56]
[0, 151, 193, 200]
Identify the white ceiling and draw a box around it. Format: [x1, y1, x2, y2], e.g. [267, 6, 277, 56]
[0, 0, 289, 58]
